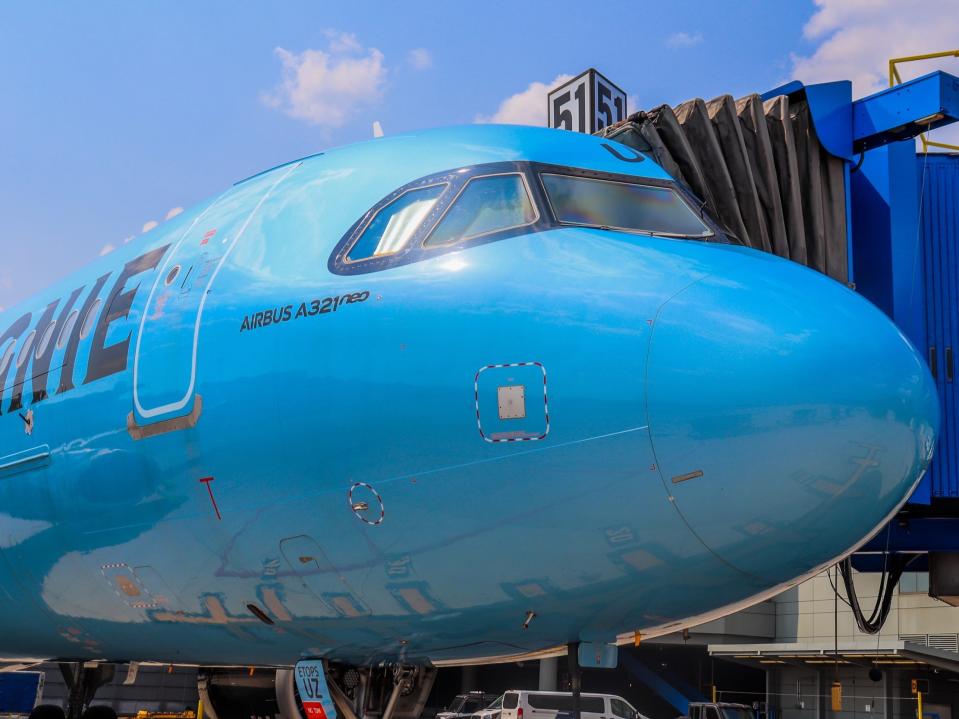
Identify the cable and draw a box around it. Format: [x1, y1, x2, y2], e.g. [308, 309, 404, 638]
[838, 552, 914, 634]
[850, 151, 866, 174]
[827, 566, 853, 609]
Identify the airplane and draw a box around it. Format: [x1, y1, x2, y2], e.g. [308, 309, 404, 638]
[0, 124, 939, 719]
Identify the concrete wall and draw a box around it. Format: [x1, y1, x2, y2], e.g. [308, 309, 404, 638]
[656, 602, 778, 646]
[765, 663, 959, 719]
[772, 572, 959, 646]
[768, 664, 903, 719]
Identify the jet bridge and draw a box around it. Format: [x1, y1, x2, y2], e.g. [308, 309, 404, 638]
[600, 88, 850, 282]
[602, 68, 959, 610]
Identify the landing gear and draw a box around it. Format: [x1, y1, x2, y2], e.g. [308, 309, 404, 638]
[27, 663, 117, 719]
[324, 663, 436, 719]
[61, 663, 116, 719]
[199, 662, 436, 719]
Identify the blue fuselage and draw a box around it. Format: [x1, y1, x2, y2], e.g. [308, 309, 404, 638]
[0, 125, 938, 666]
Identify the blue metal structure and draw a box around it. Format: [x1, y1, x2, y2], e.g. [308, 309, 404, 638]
[0, 672, 42, 714]
[618, 653, 704, 716]
[920, 154, 959, 501]
[0, 123, 937, 679]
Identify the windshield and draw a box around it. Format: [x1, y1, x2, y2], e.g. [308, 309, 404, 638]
[721, 708, 754, 719]
[487, 696, 504, 710]
[540, 173, 712, 238]
[448, 698, 467, 713]
[426, 174, 537, 246]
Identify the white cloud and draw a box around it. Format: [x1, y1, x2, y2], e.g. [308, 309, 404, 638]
[122, 235, 135, 244]
[792, 0, 959, 95]
[324, 29, 362, 55]
[165, 206, 183, 220]
[790, 0, 959, 147]
[263, 32, 386, 127]
[408, 48, 432, 70]
[477, 74, 573, 126]
[99, 244, 115, 256]
[665, 32, 703, 49]
[142, 220, 158, 234]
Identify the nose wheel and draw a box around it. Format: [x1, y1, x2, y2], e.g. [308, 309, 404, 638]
[27, 663, 117, 719]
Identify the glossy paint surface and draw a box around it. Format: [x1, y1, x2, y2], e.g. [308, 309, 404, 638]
[0, 125, 938, 667]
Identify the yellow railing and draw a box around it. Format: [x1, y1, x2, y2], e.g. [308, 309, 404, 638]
[889, 50, 959, 152]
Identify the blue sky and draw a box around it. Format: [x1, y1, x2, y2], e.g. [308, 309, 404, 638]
[2, 0, 957, 310]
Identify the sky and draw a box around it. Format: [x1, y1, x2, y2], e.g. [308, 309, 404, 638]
[3, 0, 959, 311]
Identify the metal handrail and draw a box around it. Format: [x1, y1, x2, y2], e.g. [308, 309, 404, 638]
[889, 50, 959, 152]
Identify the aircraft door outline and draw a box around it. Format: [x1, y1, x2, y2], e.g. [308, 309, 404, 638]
[132, 163, 300, 424]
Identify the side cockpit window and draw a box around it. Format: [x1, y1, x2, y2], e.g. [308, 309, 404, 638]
[347, 184, 447, 262]
[425, 174, 537, 247]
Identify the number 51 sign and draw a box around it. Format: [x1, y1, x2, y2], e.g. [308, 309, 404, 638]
[548, 69, 627, 134]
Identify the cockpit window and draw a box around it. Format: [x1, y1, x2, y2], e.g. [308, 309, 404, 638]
[540, 173, 712, 238]
[331, 161, 726, 275]
[347, 183, 447, 261]
[425, 174, 537, 247]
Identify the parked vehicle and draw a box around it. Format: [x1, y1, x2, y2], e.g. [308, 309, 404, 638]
[687, 702, 755, 719]
[437, 692, 500, 719]
[491, 690, 647, 719]
[472, 693, 506, 719]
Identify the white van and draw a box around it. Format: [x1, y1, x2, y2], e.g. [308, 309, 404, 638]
[488, 690, 645, 719]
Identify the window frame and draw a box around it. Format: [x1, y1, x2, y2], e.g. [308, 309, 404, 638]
[343, 181, 451, 265]
[329, 161, 727, 276]
[423, 171, 540, 249]
[539, 171, 714, 239]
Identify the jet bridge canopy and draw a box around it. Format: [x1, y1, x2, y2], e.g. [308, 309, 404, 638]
[709, 640, 959, 674]
[599, 90, 850, 283]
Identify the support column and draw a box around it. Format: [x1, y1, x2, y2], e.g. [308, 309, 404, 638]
[567, 643, 581, 719]
[462, 666, 478, 693]
[539, 658, 558, 691]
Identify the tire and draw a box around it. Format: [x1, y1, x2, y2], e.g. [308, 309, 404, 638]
[80, 706, 118, 719]
[29, 706, 66, 719]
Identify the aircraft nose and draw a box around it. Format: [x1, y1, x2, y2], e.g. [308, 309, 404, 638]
[645, 250, 939, 584]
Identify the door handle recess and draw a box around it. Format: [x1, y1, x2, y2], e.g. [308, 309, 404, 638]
[0, 445, 51, 477]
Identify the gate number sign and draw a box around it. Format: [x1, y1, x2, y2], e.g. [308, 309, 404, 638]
[548, 69, 627, 134]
